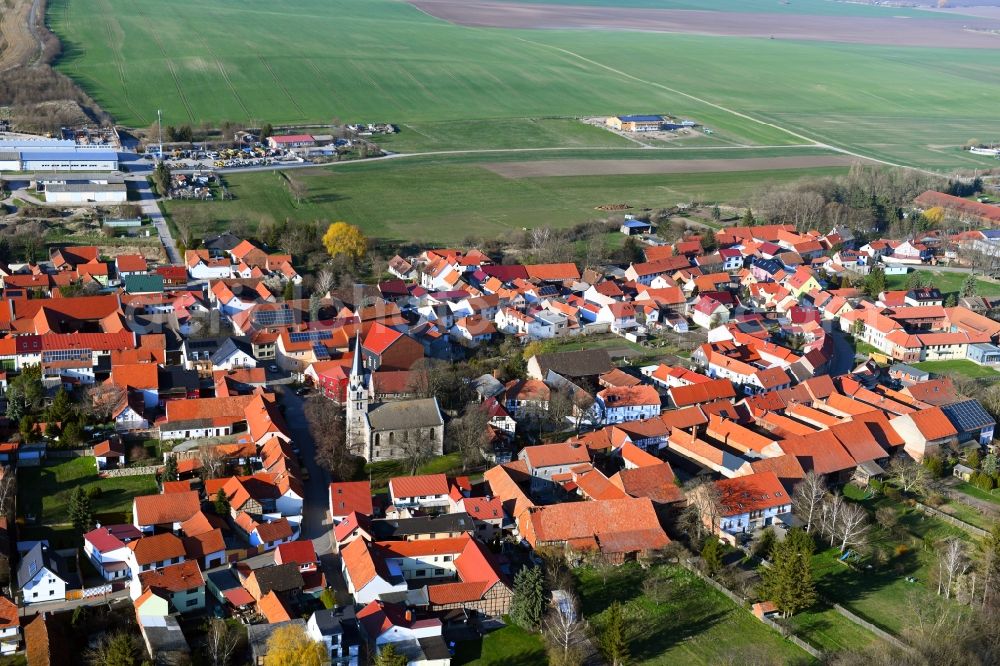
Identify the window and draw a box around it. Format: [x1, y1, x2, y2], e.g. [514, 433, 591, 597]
[186, 598, 198, 607]
[32, 592, 38, 599]
[415, 570, 426, 577]
[434, 568, 445, 576]
[49, 590, 55, 596]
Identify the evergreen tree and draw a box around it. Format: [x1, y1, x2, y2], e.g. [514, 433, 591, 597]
[711, 204, 721, 222]
[48, 388, 74, 423]
[700, 229, 717, 252]
[283, 280, 295, 301]
[598, 601, 630, 666]
[863, 267, 886, 299]
[152, 161, 172, 197]
[68, 486, 93, 533]
[164, 455, 179, 482]
[962, 273, 978, 298]
[701, 538, 723, 576]
[741, 208, 756, 227]
[214, 488, 230, 516]
[759, 528, 816, 617]
[510, 566, 545, 631]
[944, 293, 958, 307]
[373, 643, 407, 666]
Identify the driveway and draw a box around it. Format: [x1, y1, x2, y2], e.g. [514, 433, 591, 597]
[128, 177, 180, 265]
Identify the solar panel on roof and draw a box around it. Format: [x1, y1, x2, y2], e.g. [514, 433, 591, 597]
[253, 309, 294, 326]
[943, 400, 995, 431]
[312, 343, 330, 360]
[288, 330, 333, 343]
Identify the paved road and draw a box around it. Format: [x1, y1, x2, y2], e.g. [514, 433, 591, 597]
[20, 588, 131, 617]
[129, 177, 180, 265]
[829, 328, 858, 375]
[275, 386, 331, 545]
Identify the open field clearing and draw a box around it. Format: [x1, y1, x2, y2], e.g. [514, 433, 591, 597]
[496, 0, 970, 17]
[0, 0, 40, 70]
[163, 153, 849, 243]
[49, 0, 1000, 169]
[483, 154, 867, 178]
[411, 0, 1000, 48]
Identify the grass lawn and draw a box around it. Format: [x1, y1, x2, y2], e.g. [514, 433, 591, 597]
[575, 563, 815, 664]
[937, 500, 996, 531]
[17, 456, 158, 526]
[812, 484, 969, 635]
[885, 270, 1000, 298]
[954, 481, 1000, 506]
[786, 605, 882, 655]
[452, 622, 546, 666]
[163, 153, 848, 244]
[913, 360, 1000, 379]
[364, 452, 465, 486]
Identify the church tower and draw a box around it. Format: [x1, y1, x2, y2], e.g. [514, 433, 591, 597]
[345, 332, 370, 457]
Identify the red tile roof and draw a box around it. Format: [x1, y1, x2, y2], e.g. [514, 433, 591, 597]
[670, 378, 736, 407]
[274, 540, 317, 566]
[389, 473, 449, 499]
[520, 497, 668, 553]
[127, 533, 185, 566]
[134, 491, 201, 527]
[521, 442, 590, 469]
[137, 560, 204, 595]
[330, 481, 374, 518]
[715, 471, 789, 516]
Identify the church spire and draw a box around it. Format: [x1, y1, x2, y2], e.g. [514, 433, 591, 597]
[351, 330, 363, 378]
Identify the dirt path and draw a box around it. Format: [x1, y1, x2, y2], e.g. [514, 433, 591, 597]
[482, 155, 870, 178]
[0, 0, 42, 71]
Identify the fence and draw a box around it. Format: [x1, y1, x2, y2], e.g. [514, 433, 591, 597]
[102, 465, 160, 478]
[48, 448, 95, 459]
[832, 604, 910, 651]
[680, 559, 824, 661]
[915, 501, 989, 538]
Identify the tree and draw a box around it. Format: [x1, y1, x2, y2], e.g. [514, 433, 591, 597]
[214, 488, 230, 516]
[86, 631, 141, 666]
[61, 420, 84, 446]
[741, 207, 756, 227]
[701, 537, 723, 576]
[68, 485, 93, 533]
[711, 204, 722, 222]
[680, 478, 722, 546]
[944, 293, 958, 307]
[260, 123, 274, 140]
[888, 456, 929, 494]
[372, 643, 407, 666]
[510, 566, 545, 631]
[598, 601, 630, 666]
[875, 506, 898, 532]
[263, 624, 325, 666]
[793, 471, 826, 534]
[937, 537, 968, 600]
[759, 528, 817, 617]
[0, 471, 15, 518]
[322, 222, 367, 262]
[152, 161, 172, 197]
[304, 396, 355, 480]
[545, 592, 585, 666]
[977, 525, 1000, 608]
[47, 387, 74, 422]
[5, 365, 43, 422]
[863, 266, 886, 299]
[287, 176, 309, 205]
[834, 501, 871, 554]
[924, 454, 945, 479]
[204, 618, 240, 666]
[199, 445, 226, 480]
[700, 229, 717, 252]
[961, 273, 978, 298]
[448, 402, 489, 472]
[163, 455, 179, 482]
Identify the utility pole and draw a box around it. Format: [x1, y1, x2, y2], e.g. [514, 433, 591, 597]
[157, 109, 163, 159]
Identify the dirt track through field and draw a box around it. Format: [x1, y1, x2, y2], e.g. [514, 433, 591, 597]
[482, 155, 869, 178]
[410, 0, 1000, 48]
[0, 0, 41, 70]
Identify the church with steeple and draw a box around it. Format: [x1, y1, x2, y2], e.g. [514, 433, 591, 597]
[345, 334, 445, 462]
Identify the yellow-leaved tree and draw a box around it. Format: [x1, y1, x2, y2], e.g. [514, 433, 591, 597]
[263, 624, 325, 666]
[323, 221, 367, 262]
[923, 206, 945, 226]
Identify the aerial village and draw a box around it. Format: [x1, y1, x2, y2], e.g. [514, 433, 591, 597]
[1, 193, 1000, 665]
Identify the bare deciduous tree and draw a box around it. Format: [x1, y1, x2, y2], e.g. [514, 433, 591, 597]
[0, 469, 15, 518]
[205, 618, 240, 666]
[793, 471, 826, 534]
[681, 478, 723, 544]
[198, 445, 226, 480]
[938, 538, 969, 600]
[447, 403, 489, 472]
[313, 268, 336, 297]
[835, 502, 871, 554]
[544, 592, 586, 666]
[888, 456, 929, 494]
[83, 382, 126, 422]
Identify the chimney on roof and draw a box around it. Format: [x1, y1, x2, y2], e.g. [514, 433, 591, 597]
[404, 610, 412, 623]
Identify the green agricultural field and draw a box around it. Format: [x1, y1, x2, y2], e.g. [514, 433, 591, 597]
[49, 0, 1000, 169]
[913, 359, 1000, 379]
[163, 152, 848, 244]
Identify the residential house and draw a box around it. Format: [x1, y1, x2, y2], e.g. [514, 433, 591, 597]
[595, 384, 661, 424]
[131, 560, 206, 613]
[17, 543, 68, 604]
[709, 472, 791, 545]
[890, 407, 960, 461]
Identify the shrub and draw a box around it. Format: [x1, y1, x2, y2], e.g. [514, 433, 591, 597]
[925, 493, 945, 507]
[894, 544, 909, 557]
[85, 486, 103, 499]
[883, 485, 902, 502]
[319, 588, 336, 610]
[973, 471, 995, 491]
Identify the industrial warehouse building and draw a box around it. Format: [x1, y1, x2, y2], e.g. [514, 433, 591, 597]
[37, 173, 128, 204]
[0, 137, 119, 172]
